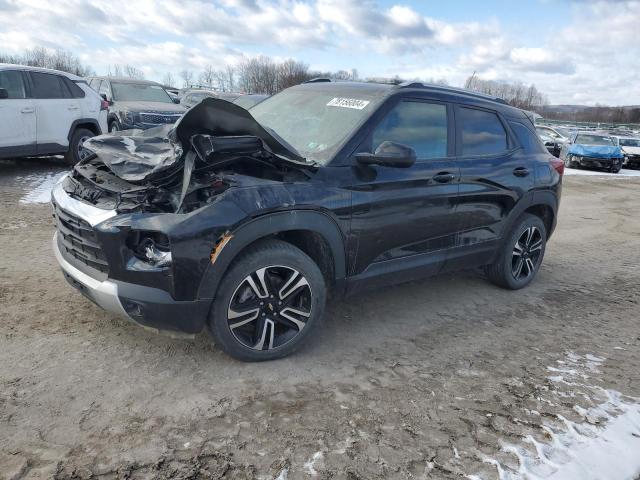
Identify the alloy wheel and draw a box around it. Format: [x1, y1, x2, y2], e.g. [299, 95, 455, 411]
[227, 265, 313, 351]
[511, 226, 543, 280]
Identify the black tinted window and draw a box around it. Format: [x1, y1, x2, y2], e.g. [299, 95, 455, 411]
[372, 101, 448, 159]
[30, 72, 64, 99]
[0, 70, 26, 99]
[510, 122, 546, 154]
[64, 78, 85, 98]
[459, 107, 508, 155]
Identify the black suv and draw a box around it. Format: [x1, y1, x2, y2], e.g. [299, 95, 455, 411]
[52, 81, 563, 361]
[87, 77, 186, 132]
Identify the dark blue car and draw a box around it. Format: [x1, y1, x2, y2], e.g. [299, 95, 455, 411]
[560, 132, 624, 173]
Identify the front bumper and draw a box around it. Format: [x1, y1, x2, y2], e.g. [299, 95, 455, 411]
[51, 182, 211, 335]
[53, 231, 127, 317]
[574, 156, 622, 169]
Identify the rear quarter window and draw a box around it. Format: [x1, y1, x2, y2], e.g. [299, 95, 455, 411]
[458, 107, 508, 156]
[64, 78, 86, 98]
[510, 121, 547, 154]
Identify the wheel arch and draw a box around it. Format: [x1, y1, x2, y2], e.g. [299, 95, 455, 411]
[67, 118, 102, 141]
[197, 210, 347, 301]
[524, 203, 555, 238]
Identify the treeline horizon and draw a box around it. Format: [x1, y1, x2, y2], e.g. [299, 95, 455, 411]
[1, 47, 638, 124]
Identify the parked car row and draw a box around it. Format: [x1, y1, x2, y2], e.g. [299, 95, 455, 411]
[1, 64, 269, 164]
[535, 121, 640, 173]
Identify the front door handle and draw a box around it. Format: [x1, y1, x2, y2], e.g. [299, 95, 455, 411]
[513, 167, 530, 177]
[67, 106, 79, 110]
[433, 172, 456, 183]
[21, 107, 35, 114]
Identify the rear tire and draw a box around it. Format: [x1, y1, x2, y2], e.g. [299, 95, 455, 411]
[64, 128, 94, 165]
[207, 239, 326, 361]
[485, 213, 547, 290]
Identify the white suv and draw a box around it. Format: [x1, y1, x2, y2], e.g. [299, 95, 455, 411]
[0, 64, 108, 164]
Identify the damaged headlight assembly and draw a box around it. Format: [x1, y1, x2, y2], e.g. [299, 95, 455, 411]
[126, 231, 172, 271]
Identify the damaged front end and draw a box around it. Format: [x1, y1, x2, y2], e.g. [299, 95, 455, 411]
[64, 98, 313, 214]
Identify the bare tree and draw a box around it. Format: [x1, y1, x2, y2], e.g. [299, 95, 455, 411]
[107, 64, 123, 77]
[180, 70, 194, 88]
[464, 75, 548, 111]
[0, 47, 94, 76]
[276, 59, 309, 91]
[199, 65, 215, 88]
[225, 65, 236, 92]
[237, 56, 279, 94]
[162, 72, 176, 88]
[123, 64, 145, 80]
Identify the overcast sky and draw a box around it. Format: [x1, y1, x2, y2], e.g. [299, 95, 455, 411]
[1, 0, 638, 105]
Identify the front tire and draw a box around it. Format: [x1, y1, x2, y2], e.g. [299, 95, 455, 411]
[485, 214, 547, 290]
[207, 239, 326, 361]
[64, 128, 94, 165]
[108, 120, 120, 133]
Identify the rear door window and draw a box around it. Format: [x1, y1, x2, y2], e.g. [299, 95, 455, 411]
[0, 70, 27, 99]
[372, 100, 448, 159]
[458, 107, 508, 156]
[30, 72, 65, 99]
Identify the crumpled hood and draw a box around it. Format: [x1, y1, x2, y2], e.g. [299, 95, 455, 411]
[114, 100, 186, 113]
[621, 145, 640, 156]
[83, 98, 305, 182]
[568, 144, 624, 159]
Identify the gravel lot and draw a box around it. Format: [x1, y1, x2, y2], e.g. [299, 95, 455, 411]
[1, 158, 639, 480]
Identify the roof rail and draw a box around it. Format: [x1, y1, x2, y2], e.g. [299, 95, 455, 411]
[304, 78, 332, 83]
[396, 81, 509, 105]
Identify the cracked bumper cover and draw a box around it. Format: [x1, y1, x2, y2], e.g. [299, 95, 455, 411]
[51, 182, 211, 336]
[53, 231, 210, 336]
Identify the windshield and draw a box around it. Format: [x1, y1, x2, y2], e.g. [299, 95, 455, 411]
[111, 82, 173, 103]
[575, 134, 614, 146]
[555, 127, 571, 138]
[234, 95, 267, 110]
[249, 88, 384, 164]
[619, 138, 640, 147]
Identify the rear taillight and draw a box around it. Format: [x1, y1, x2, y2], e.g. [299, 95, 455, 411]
[549, 157, 564, 176]
[100, 99, 109, 111]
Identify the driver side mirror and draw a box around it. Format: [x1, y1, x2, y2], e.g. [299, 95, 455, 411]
[172, 97, 180, 104]
[356, 141, 416, 168]
[0, 88, 8, 99]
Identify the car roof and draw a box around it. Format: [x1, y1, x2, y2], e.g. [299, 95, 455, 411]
[89, 76, 164, 86]
[0, 63, 83, 80]
[289, 80, 524, 116]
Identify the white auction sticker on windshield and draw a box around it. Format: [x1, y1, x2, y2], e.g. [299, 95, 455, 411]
[327, 98, 370, 110]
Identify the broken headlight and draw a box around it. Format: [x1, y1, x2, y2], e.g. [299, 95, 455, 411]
[126, 231, 172, 271]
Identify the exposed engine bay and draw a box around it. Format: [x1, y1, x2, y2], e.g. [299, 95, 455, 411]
[63, 98, 314, 214]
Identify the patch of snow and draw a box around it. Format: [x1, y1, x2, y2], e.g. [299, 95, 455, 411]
[274, 468, 288, 480]
[20, 171, 67, 204]
[303, 451, 323, 476]
[469, 352, 640, 480]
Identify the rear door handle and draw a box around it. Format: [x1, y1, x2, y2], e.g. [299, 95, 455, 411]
[433, 172, 456, 183]
[67, 106, 79, 110]
[21, 107, 35, 114]
[513, 167, 530, 177]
